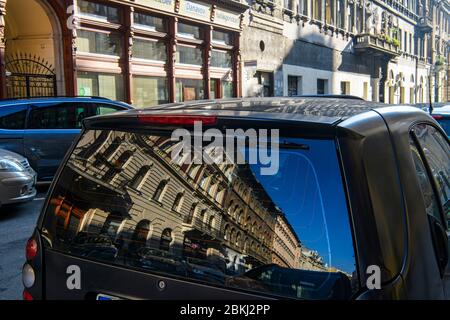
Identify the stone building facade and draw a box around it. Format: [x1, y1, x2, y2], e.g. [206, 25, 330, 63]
[241, 0, 450, 103]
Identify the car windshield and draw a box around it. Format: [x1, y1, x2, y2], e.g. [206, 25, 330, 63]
[42, 129, 357, 300]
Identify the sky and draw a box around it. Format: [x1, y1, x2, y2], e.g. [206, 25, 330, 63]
[249, 138, 356, 274]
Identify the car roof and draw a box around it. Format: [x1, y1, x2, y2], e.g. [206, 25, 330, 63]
[90, 97, 394, 125]
[0, 97, 133, 109]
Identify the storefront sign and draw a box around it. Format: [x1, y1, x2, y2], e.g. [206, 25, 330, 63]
[215, 8, 240, 29]
[179, 0, 211, 22]
[134, 0, 175, 13]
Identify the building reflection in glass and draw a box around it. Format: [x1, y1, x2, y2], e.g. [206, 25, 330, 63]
[44, 129, 356, 299]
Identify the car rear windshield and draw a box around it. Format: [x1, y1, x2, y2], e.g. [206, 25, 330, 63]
[41, 128, 357, 300]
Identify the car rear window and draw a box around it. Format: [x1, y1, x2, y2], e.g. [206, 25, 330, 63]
[41, 129, 357, 300]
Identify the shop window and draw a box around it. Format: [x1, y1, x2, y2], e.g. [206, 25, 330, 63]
[211, 50, 232, 68]
[133, 12, 166, 32]
[176, 45, 203, 65]
[77, 30, 122, 56]
[177, 22, 203, 40]
[159, 228, 173, 251]
[222, 81, 234, 98]
[212, 30, 232, 45]
[77, 72, 124, 101]
[79, 0, 120, 23]
[175, 79, 205, 102]
[133, 38, 167, 61]
[132, 76, 168, 108]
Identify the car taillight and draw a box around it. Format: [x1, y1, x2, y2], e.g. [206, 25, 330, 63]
[23, 289, 33, 301]
[138, 115, 217, 126]
[26, 238, 38, 261]
[432, 115, 444, 120]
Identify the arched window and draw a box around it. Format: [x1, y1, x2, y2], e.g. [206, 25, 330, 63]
[227, 200, 234, 215]
[104, 150, 133, 182]
[230, 228, 236, 244]
[235, 232, 241, 248]
[208, 216, 216, 230]
[130, 165, 151, 190]
[153, 179, 168, 202]
[172, 192, 184, 212]
[198, 209, 207, 223]
[184, 202, 197, 224]
[129, 220, 150, 253]
[94, 136, 122, 166]
[223, 224, 230, 240]
[159, 228, 172, 251]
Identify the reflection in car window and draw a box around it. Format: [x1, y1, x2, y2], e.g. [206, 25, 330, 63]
[0, 105, 27, 129]
[28, 103, 90, 129]
[412, 124, 450, 228]
[409, 139, 442, 222]
[435, 119, 450, 137]
[42, 130, 357, 300]
[96, 104, 122, 116]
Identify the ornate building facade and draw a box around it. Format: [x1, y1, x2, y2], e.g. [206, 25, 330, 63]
[241, 0, 450, 103]
[0, 0, 246, 106]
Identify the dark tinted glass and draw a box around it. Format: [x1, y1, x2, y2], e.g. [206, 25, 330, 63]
[0, 105, 27, 129]
[28, 103, 91, 129]
[412, 124, 450, 228]
[436, 118, 450, 137]
[42, 130, 357, 300]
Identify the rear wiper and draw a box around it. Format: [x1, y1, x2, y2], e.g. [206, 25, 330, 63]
[280, 141, 310, 150]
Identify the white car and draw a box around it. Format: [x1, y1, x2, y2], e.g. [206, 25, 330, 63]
[0, 149, 36, 207]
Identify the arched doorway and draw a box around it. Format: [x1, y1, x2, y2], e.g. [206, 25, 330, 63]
[4, 0, 64, 98]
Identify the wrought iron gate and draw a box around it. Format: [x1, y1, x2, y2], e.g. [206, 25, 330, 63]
[5, 53, 57, 98]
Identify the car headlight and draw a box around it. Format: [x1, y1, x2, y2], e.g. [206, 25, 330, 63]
[0, 159, 24, 172]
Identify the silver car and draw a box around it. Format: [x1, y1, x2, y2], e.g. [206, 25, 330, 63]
[0, 149, 36, 207]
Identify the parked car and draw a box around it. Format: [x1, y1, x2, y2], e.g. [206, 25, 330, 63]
[24, 97, 450, 300]
[413, 103, 450, 137]
[0, 148, 36, 207]
[0, 97, 133, 182]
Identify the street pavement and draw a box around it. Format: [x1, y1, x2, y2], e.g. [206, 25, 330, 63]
[0, 187, 48, 300]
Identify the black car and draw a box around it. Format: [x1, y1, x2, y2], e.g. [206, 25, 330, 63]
[23, 97, 450, 300]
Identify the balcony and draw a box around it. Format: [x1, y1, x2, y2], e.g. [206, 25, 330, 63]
[417, 16, 433, 33]
[354, 34, 401, 58]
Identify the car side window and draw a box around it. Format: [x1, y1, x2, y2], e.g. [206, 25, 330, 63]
[409, 139, 442, 222]
[411, 124, 450, 228]
[0, 105, 28, 130]
[95, 104, 123, 116]
[28, 103, 90, 129]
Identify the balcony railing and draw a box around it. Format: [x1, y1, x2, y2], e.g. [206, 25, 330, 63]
[354, 33, 401, 57]
[182, 217, 221, 239]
